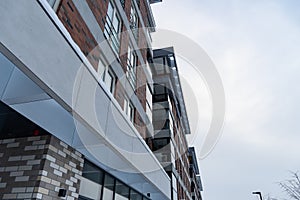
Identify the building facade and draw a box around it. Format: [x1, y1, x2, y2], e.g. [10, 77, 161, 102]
[0, 0, 202, 199]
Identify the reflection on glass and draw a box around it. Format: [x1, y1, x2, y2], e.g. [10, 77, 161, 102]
[115, 181, 129, 200]
[102, 174, 115, 200]
[130, 190, 143, 200]
[82, 160, 104, 185]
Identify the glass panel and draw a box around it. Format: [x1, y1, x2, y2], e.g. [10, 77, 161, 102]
[129, 103, 134, 122]
[172, 189, 178, 200]
[98, 58, 106, 79]
[146, 84, 152, 109]
[47, 0, 56, 7]
[104, 1, 120, 54]
[130, 190, 142, 200]
[154, 84, 166, 95]
[172, 174, 177, 190]
[102, 174, 115, 200]
[152, 138, 169, 151]
[153, 109, 168, 120]
[127, 46, 137, 88]
[104, 70, 115, 93]
[78, 195, 94, 200]
[113, 15, 120, 33]
[82, 161, 104, 185]
[115, 181, 129, 200]
[124, 99, 134, 122]
[107, 3, 114, 20]
[146, 104, 152, 125]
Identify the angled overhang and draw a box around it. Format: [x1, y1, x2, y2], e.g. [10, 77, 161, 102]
[0, 1, 171, 199]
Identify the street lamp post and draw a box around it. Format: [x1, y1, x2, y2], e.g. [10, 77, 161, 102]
[252, 191, 263, 200]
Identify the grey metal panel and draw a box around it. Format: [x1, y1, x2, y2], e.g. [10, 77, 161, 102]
[2, 67, 50, 105]
[106, 102, 135, 152]
[0, 53, 14, 99]
[72, 66, 109, 138]
[0, 0, 82, 109]
[11, 99, 76, 145]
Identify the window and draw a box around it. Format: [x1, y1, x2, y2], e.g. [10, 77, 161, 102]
[146, 84, 152, 124]
[97, 58, 106, 80]
[97, 57, 116, 94]
[102, 174, 115, 200]
[130, 2, 139, 40]
[104, 1, 121, 54]
[46, 0, 61, 11]
[82, 160, 104, 184]
[115, 181, 130, 200]
[124, 98, 135, 123]
[153, 83, 168, 102]
[130, 190, 143, 200]
[101, 67, 116, 94]
[152, 138, 170, 151]
[127, 46, 137, 89]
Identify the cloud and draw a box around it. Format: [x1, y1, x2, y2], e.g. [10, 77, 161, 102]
[152, 0, 300, 199]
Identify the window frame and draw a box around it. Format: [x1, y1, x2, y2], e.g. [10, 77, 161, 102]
[104, 1, 122, 54]
[102, 66, 116, 94]
[124, 97, 135, 123]
[127, 45, 137, 89]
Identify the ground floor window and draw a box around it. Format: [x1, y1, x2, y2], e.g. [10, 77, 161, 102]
[80, 159, 150, 200]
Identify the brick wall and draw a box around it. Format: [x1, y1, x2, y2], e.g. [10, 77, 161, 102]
[57, 0, 100, 70]
[56, 0, 150, 140]
[86, 0, 108, 32]
[0, 135, 84, 200]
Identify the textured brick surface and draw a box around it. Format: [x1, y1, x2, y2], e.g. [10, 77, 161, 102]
[0, 135, 83, 200]
[57, 0, 100, 70]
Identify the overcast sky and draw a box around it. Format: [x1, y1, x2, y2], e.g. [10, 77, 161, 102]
[151, 0, 300, 199]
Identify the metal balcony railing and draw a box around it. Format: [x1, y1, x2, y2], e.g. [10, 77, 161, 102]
[104, 17, 120, 54]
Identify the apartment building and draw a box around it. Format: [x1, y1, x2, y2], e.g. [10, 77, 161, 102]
[0, 0, 202, 199]
[151, 48, 203, 200]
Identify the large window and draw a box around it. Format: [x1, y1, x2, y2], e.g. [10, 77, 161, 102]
[102, 174, 115, 200]
[127, 46, 137, 89]
[104, 1, 121, 54]
[130, 190, 143, 200]
[115, 181, 130, 200]
[82, 160, 104, 185]
[80, 160, 150, 200]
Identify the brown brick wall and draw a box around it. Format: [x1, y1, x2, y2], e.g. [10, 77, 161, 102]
[57, 0, 100, 70]
[56, 0, 151, 141]
[86, 0, 108, 32]
[139, 0, 151, 28]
